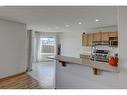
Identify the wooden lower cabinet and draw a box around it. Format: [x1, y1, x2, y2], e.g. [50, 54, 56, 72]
[80, 54, 91, 61]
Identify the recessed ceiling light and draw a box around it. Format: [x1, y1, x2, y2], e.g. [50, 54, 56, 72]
[65, 25, 70, 27]
[78, 22, 82, 25]
[95, 19, 100, 22]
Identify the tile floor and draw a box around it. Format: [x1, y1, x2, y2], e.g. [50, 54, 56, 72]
[28, 61, 56, 89]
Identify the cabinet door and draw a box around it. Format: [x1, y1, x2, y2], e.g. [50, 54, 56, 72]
[80, 54, 90, 61]
[82, 34, 88, 46]
[101, 32, 109, 41]
[109, 32, 118, 37]
[93, 32, 101, 42]
[87, 33, 93, 46]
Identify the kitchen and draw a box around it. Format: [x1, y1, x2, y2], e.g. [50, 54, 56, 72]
[52, 7, 122, 88]
[55, 26, 120, 88]
[81, 31, 118, 65]
[50, 26, 119, 75]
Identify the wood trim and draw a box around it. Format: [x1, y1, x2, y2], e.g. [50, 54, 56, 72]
[0, 71, 26, 82]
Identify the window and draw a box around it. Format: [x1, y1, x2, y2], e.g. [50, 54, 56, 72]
[40, 37, 55, 53]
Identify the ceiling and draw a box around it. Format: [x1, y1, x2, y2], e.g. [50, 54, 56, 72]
[0, 6, 117, 32]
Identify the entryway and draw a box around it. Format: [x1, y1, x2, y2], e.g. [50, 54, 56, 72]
[38, 37, 56, 62]
[27, 31, 57, 89]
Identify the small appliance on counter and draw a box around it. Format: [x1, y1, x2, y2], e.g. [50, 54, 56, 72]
[91, 49, 109, 62]
[91, 42, 110, 62]
[91, 41, 118, 63]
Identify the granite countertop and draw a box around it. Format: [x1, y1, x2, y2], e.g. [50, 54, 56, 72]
[48, 55, 119, 73]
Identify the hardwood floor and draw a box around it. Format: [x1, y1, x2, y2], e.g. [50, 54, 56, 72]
[0, 62, 55, 89]
[0, 73, 42, 89]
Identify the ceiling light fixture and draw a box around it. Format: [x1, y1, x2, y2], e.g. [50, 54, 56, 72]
[95, 19, 100, 22]
[65, 25, 70, 27]
[78, 22, 82, 25]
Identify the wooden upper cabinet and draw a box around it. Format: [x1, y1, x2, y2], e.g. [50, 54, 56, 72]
[93, 32, 101, 42]
[82, 33, 88, 46]
[82, 32, 118, 46]
[109, 32, 118, 37]
[101, 32, 109, 41]
[87, 33, 93, 46]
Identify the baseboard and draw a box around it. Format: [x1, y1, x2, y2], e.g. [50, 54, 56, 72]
[0, 71, 26, 82]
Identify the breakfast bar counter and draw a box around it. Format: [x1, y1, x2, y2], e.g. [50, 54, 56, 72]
[48, 55, 119, 75]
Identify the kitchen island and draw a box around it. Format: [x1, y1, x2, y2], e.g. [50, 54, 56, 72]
[48, 55, 119, 75]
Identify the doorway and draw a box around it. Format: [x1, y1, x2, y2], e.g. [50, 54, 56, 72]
[27, 32, 56, 88]
[38, 37, 56, 62]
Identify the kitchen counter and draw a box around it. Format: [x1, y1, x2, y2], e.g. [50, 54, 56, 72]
[48, 55, 119, 74]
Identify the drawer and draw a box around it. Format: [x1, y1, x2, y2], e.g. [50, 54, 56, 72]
[80, 54, 91, 60]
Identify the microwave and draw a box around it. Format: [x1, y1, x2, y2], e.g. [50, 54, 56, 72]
[109, 40, 118, 47]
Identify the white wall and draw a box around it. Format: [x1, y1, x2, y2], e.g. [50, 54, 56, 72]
[60, 28, 84, 58]
[118, 7, 127, 88]
[118, 7, 127, 69]
[0, 19, 27, 78]
[86, 25, 117, 32]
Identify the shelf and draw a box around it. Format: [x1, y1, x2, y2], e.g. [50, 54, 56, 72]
[48, 55, 120, 75]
